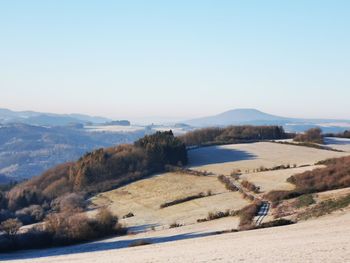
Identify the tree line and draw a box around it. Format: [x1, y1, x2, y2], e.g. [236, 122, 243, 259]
[179, 125, 288, 146]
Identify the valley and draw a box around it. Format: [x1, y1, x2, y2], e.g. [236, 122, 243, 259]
[2, 137, 350, 262]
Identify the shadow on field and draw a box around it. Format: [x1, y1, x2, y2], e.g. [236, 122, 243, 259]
[324, 137, 350, 146]
[188, 146, 256, 166]
[1, 231, 216, 261]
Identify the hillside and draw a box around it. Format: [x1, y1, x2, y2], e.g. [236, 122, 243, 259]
[0, 108, 111, 126]
[2, 131, 187, 211]
[0, 123, 146, 181]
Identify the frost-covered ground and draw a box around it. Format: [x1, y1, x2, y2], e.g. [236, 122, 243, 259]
[2, 210, 350, 263]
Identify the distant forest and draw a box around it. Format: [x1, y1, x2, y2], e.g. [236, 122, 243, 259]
[179, 125, 288, 146]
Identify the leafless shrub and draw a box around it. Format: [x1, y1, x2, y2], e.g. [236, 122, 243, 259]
[0, 218, 22, 236]
[58, 193, 86, 213]
[217, 175, 239, 191]
[241, 180, 260, 193]
[294, 128, 324, 144]
[15, 205, 45, 224]
[238, 201, 262, 228]
[230, 169, 241, 180]
[169, 222, 182, 228]
[94, 208, 118, 234]
[160, 192, 207, 208]
[123, 212, 134, 219]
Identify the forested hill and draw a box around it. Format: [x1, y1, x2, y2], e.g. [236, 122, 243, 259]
[3, 131, 187, 211]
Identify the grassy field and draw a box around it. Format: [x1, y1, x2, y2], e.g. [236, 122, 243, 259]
[91, 172, 249, 231]
[240, 165, 322, 192]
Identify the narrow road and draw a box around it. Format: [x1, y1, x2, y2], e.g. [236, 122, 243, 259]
[255, 202, 270, 226]
[218, 176, 270, 226]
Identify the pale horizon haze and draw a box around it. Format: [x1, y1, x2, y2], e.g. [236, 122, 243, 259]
[1, 1, 349, 120]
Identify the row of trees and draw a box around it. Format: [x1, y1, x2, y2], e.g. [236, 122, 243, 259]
[325, 130, 350, 139]
[179, 125, 288, 146]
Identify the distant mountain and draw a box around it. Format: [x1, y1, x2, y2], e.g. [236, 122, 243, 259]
[0, 108, 111, 126]
[185, 108, 350, 133]
[185, 109, 292, 127]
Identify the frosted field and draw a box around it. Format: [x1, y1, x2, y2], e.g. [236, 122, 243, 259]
[240, 165, 323, 192]
[3, 209, 350, 263]
[187, 142, 349, 175]
[84, 125, 145, 133]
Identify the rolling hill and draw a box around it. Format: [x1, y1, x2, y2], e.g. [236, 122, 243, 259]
[186, 109, 291, 127]
[0, 108, 111, 126]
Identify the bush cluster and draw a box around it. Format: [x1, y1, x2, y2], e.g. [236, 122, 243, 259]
[241, 180, 260, 193]
[295, 194, 315, 208]
[265, 156, 350, 203]
[217, 175, 239, 191]
[298, 194, 350, 220]
[169, 222, 183, 228]
[160, 192, 208, 208]
[197, 210, 235, 223]
[0, 208, 124, 252]
[238, 201, 262, 228]
[294, 128, 324, 144]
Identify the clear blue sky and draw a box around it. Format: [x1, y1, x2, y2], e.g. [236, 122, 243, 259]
[1, 0, 349, 120]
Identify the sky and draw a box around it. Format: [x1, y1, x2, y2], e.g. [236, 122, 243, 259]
[0, 0, 349, 120]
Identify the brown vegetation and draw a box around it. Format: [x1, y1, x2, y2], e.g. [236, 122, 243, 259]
[265, 156, 350, 203]
[160, 192, 208, 208]
[45, 212, 94, 243]
[255, 219, 294, 229]
[4, 131, 187, 214]
[295, 194, 315, 208]
[166, 166, 213, 176]
[197, 210, 235, 223]
[169, 222, 183, 228]
[0, 207, 124, 252]
[123, 212, 134, 219]
[238, 201, 262, 228]
[0, 218, 22, 236]
[288, 156, 350, 193]
[294, 128, 324, 144]
[241, 180, 260, 193]
[217, 175, 239, 191]
[298, 194, 350, 220]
